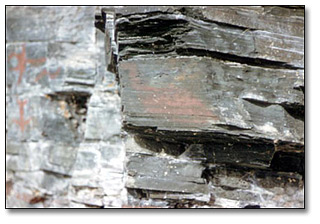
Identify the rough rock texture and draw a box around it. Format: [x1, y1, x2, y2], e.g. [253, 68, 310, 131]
[98, 6, 304, 208]
[6, 6, 304, 208]
[6, 6, 126, 208]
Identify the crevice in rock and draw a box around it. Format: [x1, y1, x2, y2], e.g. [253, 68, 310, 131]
[175, 48, 302, 70]
[134, 135, 187, 156]
[270, 151, 304, 176]
[45, 92, 90, 141]
[281, 102, 305, 121]
[127, 127, 302, 170]
[116, 13, 191, 61]
[201, 167, 212, 184]
[242, 98, 273, 107]
[113, 10, 303, 69]
[201, 163, 304, 187]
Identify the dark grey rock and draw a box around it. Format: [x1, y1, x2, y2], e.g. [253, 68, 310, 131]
[119, 57, 303, 142]
[5, 5, 305, 208]
[199, 6, 304, 37]
[115, 9, 304, 67]
[119, 57, 303, 167]
[126, 153, 209, 197]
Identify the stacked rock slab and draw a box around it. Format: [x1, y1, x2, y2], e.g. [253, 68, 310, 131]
[6, 6, 126, 208]
[97, 6, 304, 208]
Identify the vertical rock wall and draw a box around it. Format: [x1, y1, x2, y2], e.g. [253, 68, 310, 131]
[6, 6, 126, 208]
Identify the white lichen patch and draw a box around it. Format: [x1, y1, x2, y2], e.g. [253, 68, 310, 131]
[256, 122, 278, 134]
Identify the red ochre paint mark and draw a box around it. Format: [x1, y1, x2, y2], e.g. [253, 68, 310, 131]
[35, 67, 61, 82]
[13, 99, 31, 133]
[122, 62, 218, 124]
[8, 44, 46, 85]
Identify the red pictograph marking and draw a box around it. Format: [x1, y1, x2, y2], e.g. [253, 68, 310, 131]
[34, 69, 47, 82]
[8, 45, 27, 85]
[13, 99, 31, 133]
[35, 67, 61, 82]
[8, 44, 46, 85]
[121, 62, 218, 125]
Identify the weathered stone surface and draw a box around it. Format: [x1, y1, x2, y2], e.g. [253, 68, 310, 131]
[6, 6, 126, 208]
[6, 184, 43, 208]
[6, 94, 88, 143]
[102, 5, 304, 208]
[205, 164, 304, 208]
[6, 141, 23, 155]
[6, 95, 45, 142]
[100, 142, 123, 163]
[99, 141, 125, 172]
[199, 6, 304, 37]
[6, 5, 305, 208]
[127, 154, 206, 186]
[40, 172, 71, 194]
[6, 6, 95, 43]
[73, 144, 101, 176]
[41, 144, 78, 176]
[70, 186, 104, 207]
[6, 6, 98, 97]
[125, 134, 210, 202]
[99, 169, 125, 196]
[119, 57, 303, 166]
[126, 154, 210, 202]
[6, 42, 49, 94]
[111, 6, 304, 38]
[114, 7, 305, 164]
[115, 8, 304, 68]
[104, 195, 125, 208]
[85, 92, 121, 141]
[5, 40, 96, 96]
[6, 142, 46, 172]
[120, 58, 303, 136]
[47, 42, 97, 94]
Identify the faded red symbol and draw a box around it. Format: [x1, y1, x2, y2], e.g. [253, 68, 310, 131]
[8, 44, 61, 84]
[122, 61, 218, 124]
[13, 99, 31, 133]
[8, 44, 46, 85]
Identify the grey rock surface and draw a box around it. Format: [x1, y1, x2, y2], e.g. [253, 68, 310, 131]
[6, 6, 126, 208]
[111, 6, 304, 208]
[6, 6, 304, 208]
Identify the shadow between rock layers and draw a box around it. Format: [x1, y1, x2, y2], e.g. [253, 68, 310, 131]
[96, 6, 304, 208]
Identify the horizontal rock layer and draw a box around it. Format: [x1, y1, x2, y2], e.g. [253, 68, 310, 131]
[97, 6, 305, 207]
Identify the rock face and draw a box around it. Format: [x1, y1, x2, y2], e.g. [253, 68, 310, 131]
[98, 6, 304, 208]
[119, 57, 303, 167]
[6, 6, 126, 208]
[6, 6, 304, 208]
